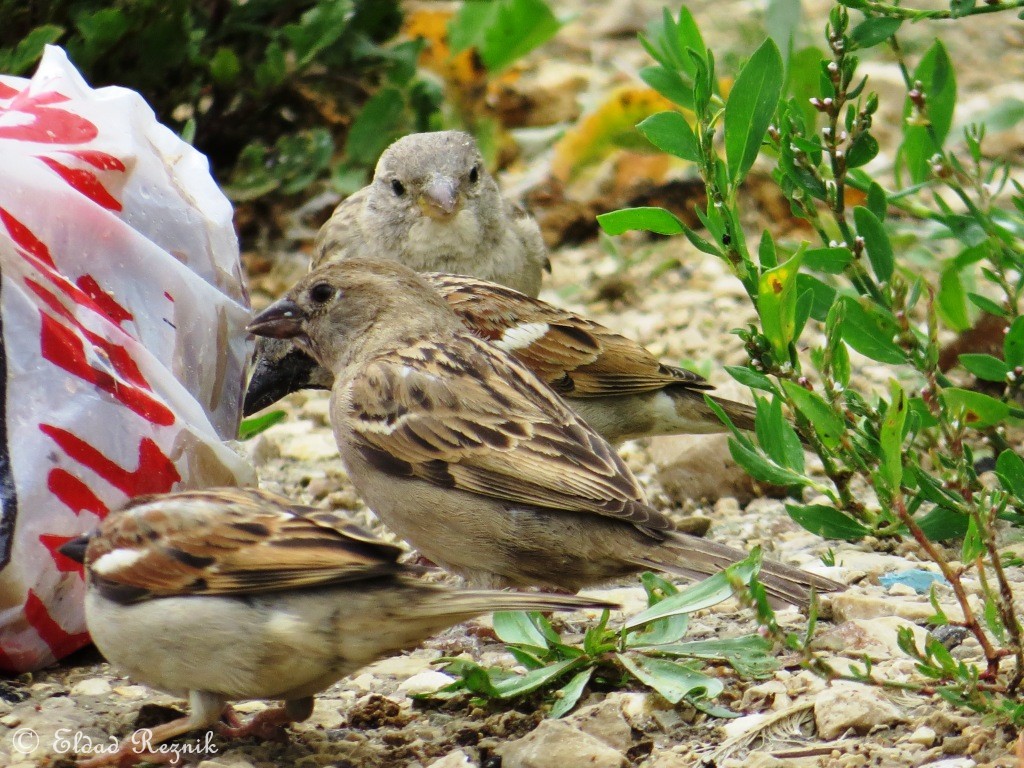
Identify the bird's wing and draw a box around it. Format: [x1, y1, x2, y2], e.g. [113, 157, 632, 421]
[86, 487, 404, 601]
[426, 273, 712, 397]
[340, 334, 670, 530]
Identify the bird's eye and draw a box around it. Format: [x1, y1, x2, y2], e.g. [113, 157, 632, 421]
[390, 178, 406, 196]
[468, 164, 479, 184]
[309, 283, 335, 304]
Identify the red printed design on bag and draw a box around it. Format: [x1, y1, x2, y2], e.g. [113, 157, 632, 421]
[1, 208, 172, 424]
[39, 534, 85, 576]
[24, 590, 90, 660]
[40, 425, 181, 498]
[36, 156, 122, 211]
[48, 468, 109, 518]
[0, 88, 98, 144]
[0, 86, 125, 209]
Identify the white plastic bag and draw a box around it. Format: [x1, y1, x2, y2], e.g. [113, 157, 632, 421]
[0, 47, 255, 672]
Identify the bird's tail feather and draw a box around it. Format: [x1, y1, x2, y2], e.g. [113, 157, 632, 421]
[407, 590, 617, 622]
[631, 531, 843, 607]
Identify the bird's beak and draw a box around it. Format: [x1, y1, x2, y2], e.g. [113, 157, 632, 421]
[418, 176, 460, 221]
[248, 300, 306, 339]
[59, 534, 92, 565]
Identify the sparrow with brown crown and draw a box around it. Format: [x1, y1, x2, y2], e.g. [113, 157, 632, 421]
[248, 258, 842, 605]
[245, 269, 757, 443]
[60, 487, 610, 767]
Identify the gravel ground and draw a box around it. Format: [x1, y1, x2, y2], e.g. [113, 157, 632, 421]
[4, 2, 1024, 767]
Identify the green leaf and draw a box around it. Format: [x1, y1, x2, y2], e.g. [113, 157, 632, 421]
[846, 131, 879, 169]
[916, 506, 969, 541]
[959, 354, 1009, 382]
[493, 612, 549, 648]
[616, 654, 723, 704]
[344, 87, 405, 165]
[967, 293, 1008, 318]
[757, 249, 804, 362]
[724, 38, 784, 185]
[785, 503, 871, 540]
[879, 381, 908, 492]
[625, 573, 689, 647]
[725, 365, 777, 393]
[941, 388, 1011, 429]
[754, 396, 804, 474]
[493, 658, 583, 698]
[781, 380, 844, 449]
[209, 46, 241, 86]
[548, 668, 594, 718]
[255, 41, 287, 91]
[449, 0, 562, 73]
[803, 247, 853, 274]
[238, 410, 286, 440]
[1, 25, 64, 74]
[866, 182, 888, 221]
[1004, 316, 1024, 367]
[651, 635, 778, 678]
[962, 516, 985, 562]
[729, 439, 808, 487]
[900, 40, 956, 183]
[937, 267, 971, 332]
[583, 610, 613, 657]
[996, 450, 1024, 500]
[282, 0, 351, 71]
[75, 10, 128, 61]
[796, 273, 838, 323]
[637, 111, 701, 162]
[597, 207, 685, 236]
[626, 553, 761, 629]
[837, 297, 906, 364]
[853, 207, 893, 282]
[639, 66, 694, 109]
[849, 17, 902, 49]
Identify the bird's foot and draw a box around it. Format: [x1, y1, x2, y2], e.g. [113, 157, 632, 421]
[215, 706, 292, 742]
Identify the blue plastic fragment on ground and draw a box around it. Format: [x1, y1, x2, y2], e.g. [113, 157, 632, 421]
[878, 569, 948, 594]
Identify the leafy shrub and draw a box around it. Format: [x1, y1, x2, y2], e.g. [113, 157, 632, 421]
[600, 2, 1024, 722]
[419, 555, 774, 717]
[0, 0, 411, 200]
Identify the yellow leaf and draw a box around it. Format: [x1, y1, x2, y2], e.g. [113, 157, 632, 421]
[552, 87, 689, 181]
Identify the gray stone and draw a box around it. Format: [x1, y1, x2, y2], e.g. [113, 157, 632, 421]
[650, 434, 763, 504]
[813, 683, 905, 739]
[428, 749, 476, 767]
[567, 695, 633, 752]
[496, 720, 627, 768]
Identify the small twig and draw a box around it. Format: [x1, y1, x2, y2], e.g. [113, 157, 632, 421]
[892, 493, 1002, 678]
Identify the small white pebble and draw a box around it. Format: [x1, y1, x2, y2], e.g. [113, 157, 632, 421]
[887, 583, 918, 597]
[908, 725, 937, 746]
[0, 714, 21, 727]
[70, 678, 112, 696]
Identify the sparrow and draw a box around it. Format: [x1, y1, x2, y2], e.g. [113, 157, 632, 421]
[59, 487, 611, 767]
[247, 259, 843, 604]
[314, 130, 549, 296]
[244, 272, 757, 444]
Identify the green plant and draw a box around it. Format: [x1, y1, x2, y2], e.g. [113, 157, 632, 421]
[1, 1, 408, 200]
[418, 553, 776, 717]
[1, 0, 563, 208]
[599, 4, 1024, 721]
[238, 410, 287, 440]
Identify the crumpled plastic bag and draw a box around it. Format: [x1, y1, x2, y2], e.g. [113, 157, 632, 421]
[0, 46, 255, 672]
